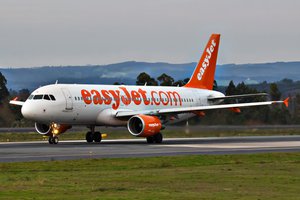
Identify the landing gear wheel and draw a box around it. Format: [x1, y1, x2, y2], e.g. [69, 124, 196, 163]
[48, 136, 53, 144]
[93, 131, 102, 143]
[146, 136, 154, 144]
[86, 131, 94, 143]
[153, 132, 163, 143]
[53, 136, 59, 144]
[48, 136, 59, 144]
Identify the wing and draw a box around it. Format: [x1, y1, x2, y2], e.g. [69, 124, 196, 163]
[9, 100, 25, 106]
[116, 98, 289, 117]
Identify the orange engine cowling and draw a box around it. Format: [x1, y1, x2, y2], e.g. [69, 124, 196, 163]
[127, 114, 162, 137]
[35, 122, 71, 136]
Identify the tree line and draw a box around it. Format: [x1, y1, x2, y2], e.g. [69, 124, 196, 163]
[0, 71, 299, 127]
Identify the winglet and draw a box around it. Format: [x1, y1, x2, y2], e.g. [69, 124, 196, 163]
[283, 97, 289, 107]
[13, 97, 18, 101]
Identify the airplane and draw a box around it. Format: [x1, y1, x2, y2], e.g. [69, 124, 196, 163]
[9, 34, 289, 144]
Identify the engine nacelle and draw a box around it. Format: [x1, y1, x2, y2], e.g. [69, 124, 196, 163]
[35, 122, 71, 136]
[127, 114, 162, 137]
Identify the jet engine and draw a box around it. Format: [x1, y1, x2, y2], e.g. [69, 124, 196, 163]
[35, 122, 71, 136]
[127, 114, 162, 137]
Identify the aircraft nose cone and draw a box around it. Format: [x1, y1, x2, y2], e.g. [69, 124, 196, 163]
[21, 102, 34, 120]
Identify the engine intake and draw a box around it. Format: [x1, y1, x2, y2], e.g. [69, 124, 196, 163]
[127, 114, 162, 137]
[35, 122, 71, 136]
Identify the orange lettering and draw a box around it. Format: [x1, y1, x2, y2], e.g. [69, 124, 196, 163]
[109, 90, 121, 110]
[81, 89, 92, 104]
[119, 87, 131, 106]
[167, 91, 182, 106]
[101, 90, 112, 105]
[151, 91, 160, 105]
[91, 89, 103, 105]
[138, 88, 150, 105]
[159, 91, 169, 105]
[131, 90, 141, 105]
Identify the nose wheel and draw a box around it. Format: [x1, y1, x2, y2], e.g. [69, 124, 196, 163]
[48, 136, 59, 144]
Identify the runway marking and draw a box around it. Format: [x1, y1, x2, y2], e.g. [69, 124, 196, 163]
[1, 135, 300, 145]
[163, 141, 300, 149]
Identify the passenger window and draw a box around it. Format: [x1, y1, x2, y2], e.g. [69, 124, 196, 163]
[49, 95, 56, 101]
[33, 95, 43, 100]
[44, 95, 51, 100]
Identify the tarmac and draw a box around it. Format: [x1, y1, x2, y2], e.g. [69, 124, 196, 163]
[1, 136, 300, 162]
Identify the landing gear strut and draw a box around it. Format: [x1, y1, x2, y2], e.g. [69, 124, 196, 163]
[48, 136, 59, 144]
[86, 126, 102, 143]
[146, 132, 163, 144]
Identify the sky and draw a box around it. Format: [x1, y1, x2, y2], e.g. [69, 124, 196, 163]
[0, 0, 300, 67]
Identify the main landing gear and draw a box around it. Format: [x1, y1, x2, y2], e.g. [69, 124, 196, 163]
[146, 132, 163, 144]
[86, 126, 102, 143]
[48, 135, 59, 144]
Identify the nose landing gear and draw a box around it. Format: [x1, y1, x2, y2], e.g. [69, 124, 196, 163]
[48, 136, 59, 144]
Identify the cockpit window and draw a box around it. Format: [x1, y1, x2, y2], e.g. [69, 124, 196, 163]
[31, 94, 56, 101]
[33, 95, 43, 100]
[44, 95, 51, 100]
[49, 95, 56, 101]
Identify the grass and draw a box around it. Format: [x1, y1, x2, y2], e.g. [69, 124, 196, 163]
[0, 127, 300, 142]
[0, 153, 300, 199]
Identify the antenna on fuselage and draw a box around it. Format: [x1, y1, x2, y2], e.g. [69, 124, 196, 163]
[144, 82, 147, 86]
[55, 80, 58, 84]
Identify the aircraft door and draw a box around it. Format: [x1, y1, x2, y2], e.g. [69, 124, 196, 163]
[61, 88, 73, 110]
[195, 91, 203, 106]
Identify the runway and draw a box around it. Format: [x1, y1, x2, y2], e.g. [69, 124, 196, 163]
[1, 136, 300, 162]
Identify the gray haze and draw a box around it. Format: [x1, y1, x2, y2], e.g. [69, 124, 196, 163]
[0, 0, 300, 67]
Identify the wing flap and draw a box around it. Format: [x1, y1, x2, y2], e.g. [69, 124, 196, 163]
[158, 101, 274, 114]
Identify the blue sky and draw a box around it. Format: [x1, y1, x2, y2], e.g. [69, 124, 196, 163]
[0, 0, 299, 67]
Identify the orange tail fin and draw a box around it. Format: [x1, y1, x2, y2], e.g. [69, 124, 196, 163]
[184, 34, 220, 90]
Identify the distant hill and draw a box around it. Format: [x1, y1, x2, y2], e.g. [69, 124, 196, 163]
[1, 61, 300, 91]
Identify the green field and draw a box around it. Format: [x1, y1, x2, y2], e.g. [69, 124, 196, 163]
[1, 127, 300, 142]
[1, 153, 300, 199]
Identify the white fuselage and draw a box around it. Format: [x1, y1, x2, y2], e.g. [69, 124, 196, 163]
[21, 84, 224, 126]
